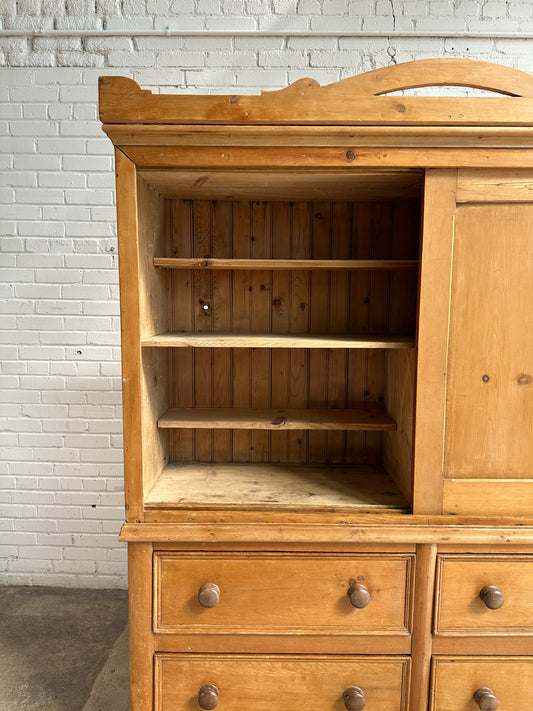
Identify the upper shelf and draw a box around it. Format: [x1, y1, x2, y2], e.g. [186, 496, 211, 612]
[99, 59, 533, 127]
[142, 332, 415, 349]
[154, 258, 419, 271]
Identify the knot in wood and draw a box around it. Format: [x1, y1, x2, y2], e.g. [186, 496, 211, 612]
[517, 373, 532, 385]
[271, 416, 288, 427]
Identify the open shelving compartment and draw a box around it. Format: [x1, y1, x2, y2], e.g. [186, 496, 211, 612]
[135, 169, 423, 518]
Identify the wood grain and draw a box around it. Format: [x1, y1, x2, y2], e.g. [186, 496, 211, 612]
[409, 544, 437, 711]
[142, 332, 415, 348]
[154, 257, 419, 270]
[114, 149, 143, 523]
[457, 169, 533, 202]
[443, 479, 533, 517]
[430, 657, 533, 711]
[158, 405, 396, 431]
[144, 462, 409, 512]
[128, 543, 154, 711]
[434, 554, 533, 635]
[154, 654, 410, 711]
[100, 59, 533, 125]
[445, 203, 533, 480]
[153, 552, 414, 635]
[120, 521, 533, 545]
[412, 169, 457, 514]
[116, 145, 533, 170]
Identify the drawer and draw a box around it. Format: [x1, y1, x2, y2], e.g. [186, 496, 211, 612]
[430, 656, 533, 710]
[155, 654, 410, 711]
[435, 554, 533, 635]
[154, 552, 414, 635]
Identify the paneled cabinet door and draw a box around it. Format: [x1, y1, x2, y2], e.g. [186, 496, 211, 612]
[415, 169, 533, 516]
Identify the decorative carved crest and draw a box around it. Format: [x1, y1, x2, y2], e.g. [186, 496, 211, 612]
[100, 59, 533, 126]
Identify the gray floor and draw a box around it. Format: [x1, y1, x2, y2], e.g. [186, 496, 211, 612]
[0, 586, 129, 711]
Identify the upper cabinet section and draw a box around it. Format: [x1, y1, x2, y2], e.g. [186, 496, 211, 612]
[99, 59, 533, 126]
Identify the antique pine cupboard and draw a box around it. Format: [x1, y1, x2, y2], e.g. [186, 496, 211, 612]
[99, 59, 533, 710]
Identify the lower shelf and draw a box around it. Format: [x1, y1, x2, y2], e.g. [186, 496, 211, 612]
[145, 462, 410, 513]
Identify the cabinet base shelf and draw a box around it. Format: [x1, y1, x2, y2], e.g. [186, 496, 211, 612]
[145, 462, 410, 513]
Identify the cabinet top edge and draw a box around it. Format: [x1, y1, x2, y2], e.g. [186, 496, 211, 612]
[99, 59, 533, 128]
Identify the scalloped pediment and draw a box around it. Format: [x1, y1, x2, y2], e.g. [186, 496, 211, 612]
[99, 59, 533, 126]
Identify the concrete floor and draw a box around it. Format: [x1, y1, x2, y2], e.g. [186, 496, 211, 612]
[0, 586, 129, 711]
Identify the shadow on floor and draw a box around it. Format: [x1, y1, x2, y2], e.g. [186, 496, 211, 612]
[0, 586, 129, 711]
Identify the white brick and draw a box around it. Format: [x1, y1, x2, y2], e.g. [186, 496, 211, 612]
[259, 15, 309, 30]
[205, 15, 257, 29]
[107, 50, 156, 67]
[60, 119, 102, 137]
[259, 51, 309, 68]
[57, 52, 105, 68]
[64, 155, 111, 171]
[0, 171, 36, 187]
[13, 155, 60, 171]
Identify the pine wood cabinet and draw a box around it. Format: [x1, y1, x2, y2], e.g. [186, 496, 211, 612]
[99, 59, 533, 710]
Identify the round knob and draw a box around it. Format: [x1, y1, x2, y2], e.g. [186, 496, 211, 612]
[479, 585, 504, 610]
[198, 583, 220, 608]
[343, 686, 366, 711]
[348, 583, 370, 609]
[474, 687, 499, 711]
[198, 684, 219, 710]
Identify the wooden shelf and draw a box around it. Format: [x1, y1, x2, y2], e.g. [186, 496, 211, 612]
[154, 257, 419, 270]
[144, 462, 410, 512]
[142, 332, 415, 349]
[158, 406, 396, 431]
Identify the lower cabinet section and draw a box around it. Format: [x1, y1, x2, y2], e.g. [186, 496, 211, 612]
[430, 656, 533, 710]
[154, 654, 411, 711]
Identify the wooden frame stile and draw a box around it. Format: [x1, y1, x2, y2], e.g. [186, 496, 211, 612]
[412, 169, 457, 515]
[115, 148, 143, 524]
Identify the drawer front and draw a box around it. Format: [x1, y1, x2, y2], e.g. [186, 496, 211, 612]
[154, 552, 414, 635]
[430, 657, 533, 710]
[435, 554, 533, 635]
[155, 654, 410, 711]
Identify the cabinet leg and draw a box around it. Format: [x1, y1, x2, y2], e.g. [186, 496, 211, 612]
[128, 542, 154, 711]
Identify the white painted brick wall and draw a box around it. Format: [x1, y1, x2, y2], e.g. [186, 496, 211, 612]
[1, 1, 533, 588]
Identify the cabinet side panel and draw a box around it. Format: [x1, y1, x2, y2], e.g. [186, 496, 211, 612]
[445, 203, 533, 480]
[412, 169, 457, 514]
[137, 178, 170, 500]
[115, 149, 143, 522]
[384, 349, 415, 502]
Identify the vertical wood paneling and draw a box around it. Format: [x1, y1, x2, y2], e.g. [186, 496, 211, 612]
[308, 202, 330, 463]
[192, 201, 214, 461]
[212, 201, 233, 462]
[169, 200, 194, 462]
[232, 202, 252, 461]
[250, 202, 272, 462]
[270, 202, 292, 462]
[164, 196, 419, 472]
[327, 203, 351, 462]
[288, 202, 311, 462]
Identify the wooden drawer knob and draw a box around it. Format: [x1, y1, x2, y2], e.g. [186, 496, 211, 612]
[198, 684, 219, 710]
[474, 687, 499, 711]
[479, 585, 505, 610]
[198, 583, 220, 608]
[343, 686, 366, 711]
[348, 583, 370, 609]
